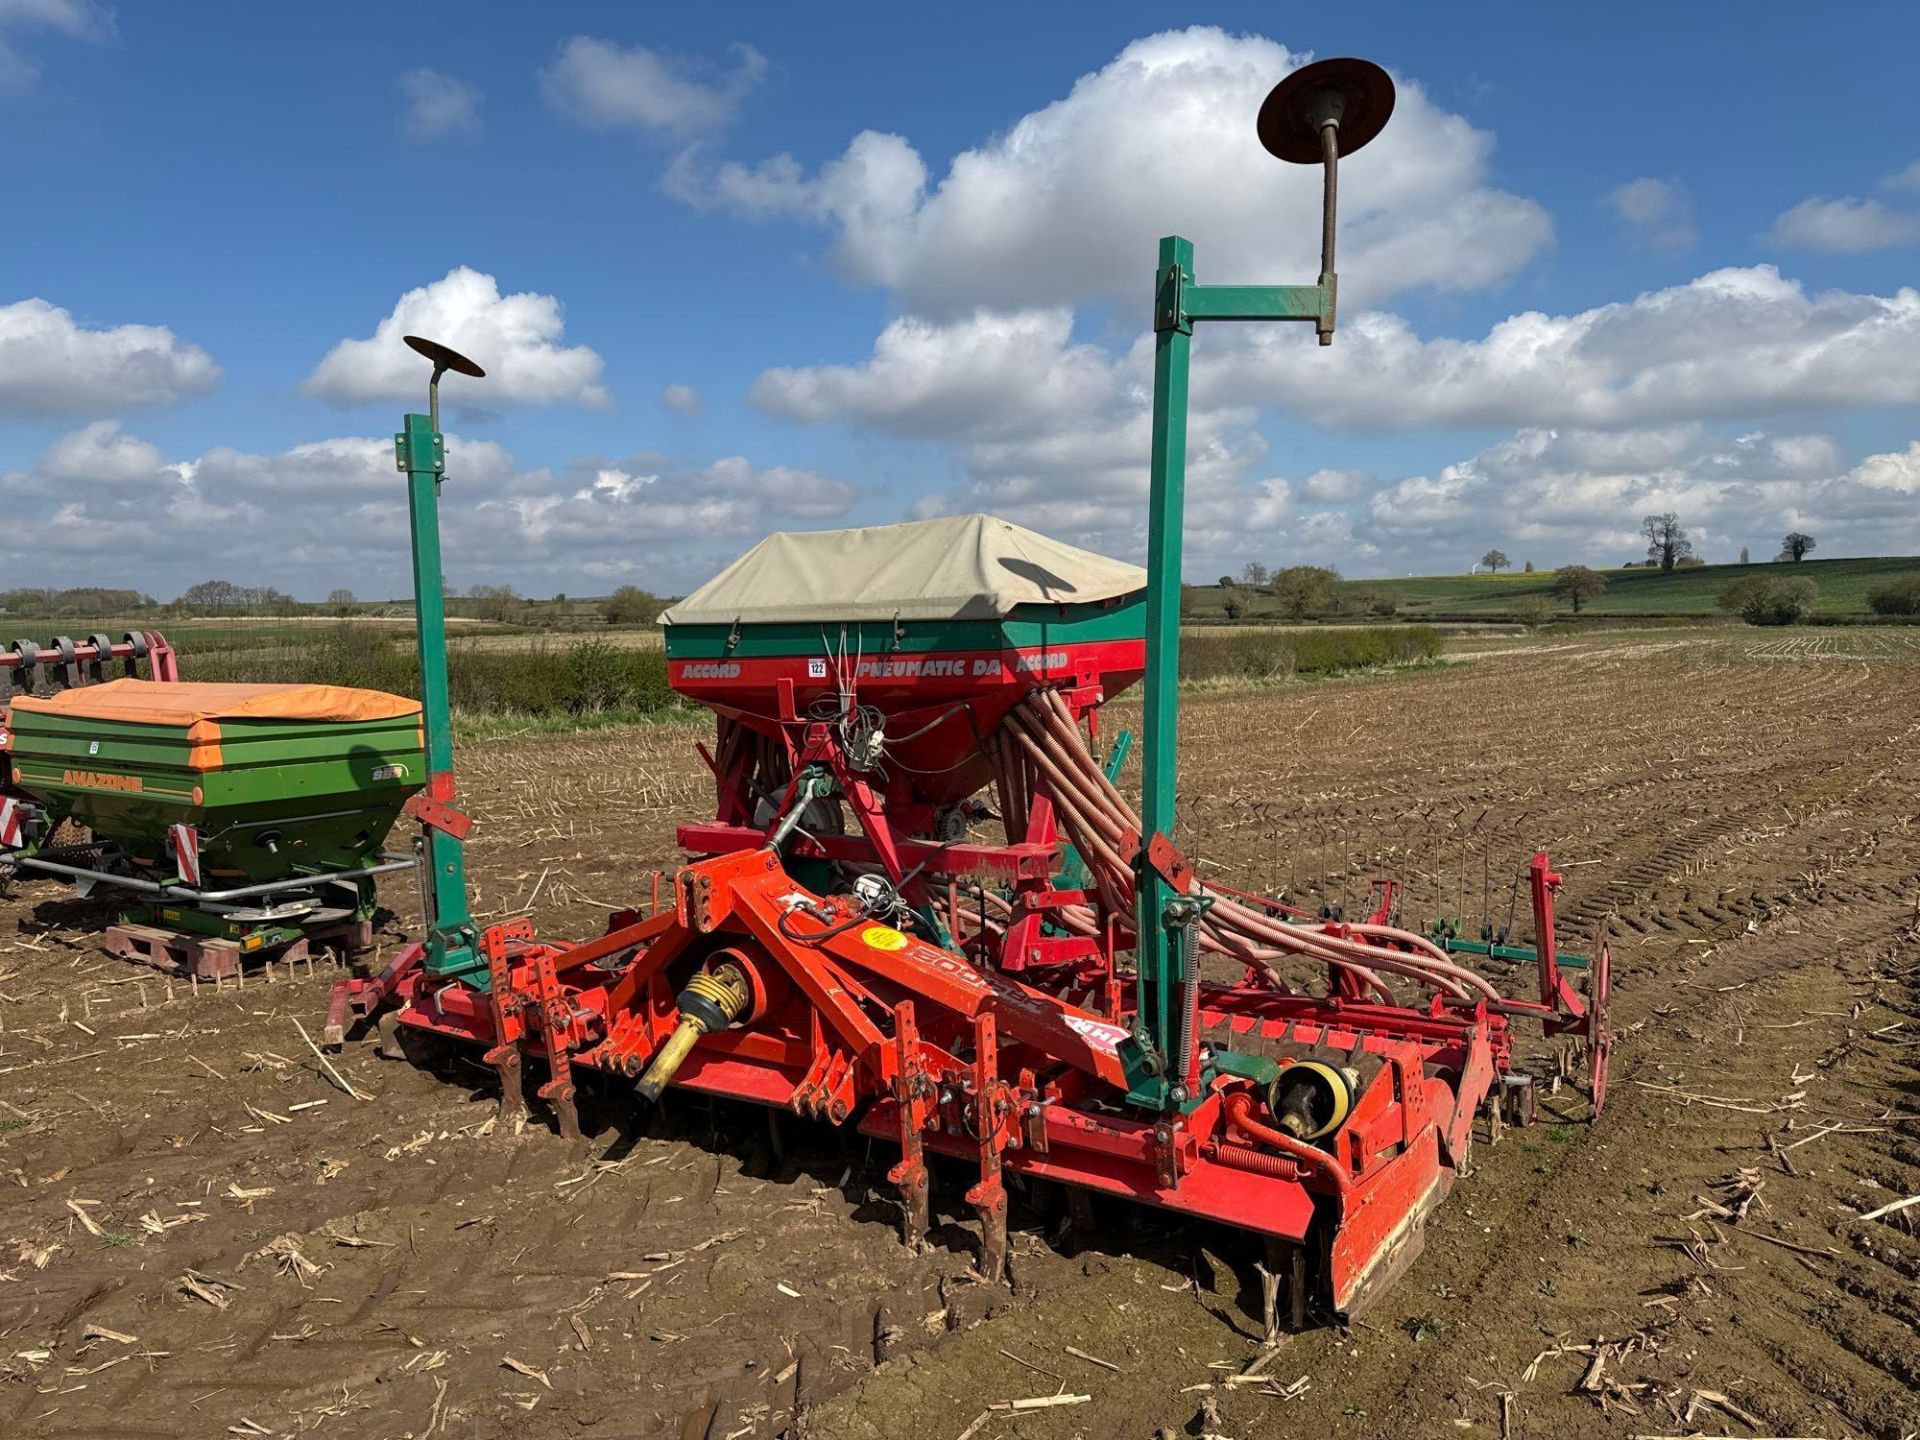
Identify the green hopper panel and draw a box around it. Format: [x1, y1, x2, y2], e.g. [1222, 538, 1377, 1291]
[6, 704, 425, 887]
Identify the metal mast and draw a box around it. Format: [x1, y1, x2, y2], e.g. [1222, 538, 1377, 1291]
[1129, 58, 1396, 1108]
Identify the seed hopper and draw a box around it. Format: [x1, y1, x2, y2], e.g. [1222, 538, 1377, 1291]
[338, 60, 1611, 1322]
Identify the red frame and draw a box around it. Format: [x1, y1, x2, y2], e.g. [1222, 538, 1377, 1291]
[342, 637, 1605, 1320]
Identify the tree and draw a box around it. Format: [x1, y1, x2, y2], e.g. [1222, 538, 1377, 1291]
[327, 588, 357, 605]
[1779, 531, 1816, 562]
[1642, 513, 1693, 573]
[1550, 565, 1608, 614]
[1510, 597, 1553, 630]
[466, 583, 522, 623]
[1522, 560, 1535, 574]
[1480, 549, 1510, 574]
[1866, 575, 1920, 616]
[601, 584, 663, 625]
[1237, 562, 1270, 589]
[1719, 575, 1817, 626]
[1216, 575, 1234, 589]
[1269, 565, 1339, 620]
[178, 579, 245, 610]
[1738, 546, 1751, 565]
[1219, 586, 1253, 621]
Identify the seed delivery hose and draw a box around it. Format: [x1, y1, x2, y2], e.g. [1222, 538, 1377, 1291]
[953, 687, 1502, 1006]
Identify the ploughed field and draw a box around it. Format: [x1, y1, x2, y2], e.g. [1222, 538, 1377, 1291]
[2, 629, 1917, 1440]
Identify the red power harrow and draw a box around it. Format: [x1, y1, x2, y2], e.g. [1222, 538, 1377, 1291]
[335, 658, 1609, 1323]
[0, 631, 176, 700]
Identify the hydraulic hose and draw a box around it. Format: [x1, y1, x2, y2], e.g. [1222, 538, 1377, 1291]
[997, 688, 1504, 1008]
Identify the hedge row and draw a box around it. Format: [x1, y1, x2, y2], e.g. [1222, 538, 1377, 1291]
[188, 629, 675, 718]
[1178, 625, 1443, 682]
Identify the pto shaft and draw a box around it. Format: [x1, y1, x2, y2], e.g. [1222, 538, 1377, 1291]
[636, 963, 752, 1101]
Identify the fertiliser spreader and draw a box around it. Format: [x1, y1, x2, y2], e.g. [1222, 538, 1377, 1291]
[335, 58, 1612, 1324]
[3, 679, 425, 975]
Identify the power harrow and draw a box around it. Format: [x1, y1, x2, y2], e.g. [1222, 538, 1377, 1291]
[332, 57, 1612, 1324]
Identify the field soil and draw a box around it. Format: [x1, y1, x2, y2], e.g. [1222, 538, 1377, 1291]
[3, 630, 1917, 1440]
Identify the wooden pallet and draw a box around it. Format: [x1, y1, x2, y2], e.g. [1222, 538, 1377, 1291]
[101, 918, 374, 981]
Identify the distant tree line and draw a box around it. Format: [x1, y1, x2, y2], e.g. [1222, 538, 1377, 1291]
[0, 586, 155, 617]
[176, 580, 298, 612]
[1, 579, 673, 629]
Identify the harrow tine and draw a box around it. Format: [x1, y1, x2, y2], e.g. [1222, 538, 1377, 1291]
[1258, 1258, 1283, 1344]
[481, 925, 530, 1131]
[963, 1011, 1009, 1285]
[885, 1002, 932, 1254]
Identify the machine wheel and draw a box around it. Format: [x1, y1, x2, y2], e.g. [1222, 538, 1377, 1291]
[1585, 926, 1612, 1118]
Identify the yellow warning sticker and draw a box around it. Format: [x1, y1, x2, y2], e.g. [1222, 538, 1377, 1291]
[862, 925, 910, 951]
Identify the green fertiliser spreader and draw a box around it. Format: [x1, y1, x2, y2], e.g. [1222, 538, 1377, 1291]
[1, 678, 425, 976]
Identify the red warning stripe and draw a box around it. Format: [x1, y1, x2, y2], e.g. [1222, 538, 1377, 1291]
[171, 823, 200, 887]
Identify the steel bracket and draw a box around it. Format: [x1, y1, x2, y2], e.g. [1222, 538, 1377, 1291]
[1153, 259, 1191, 334]
[405, 790, 474, 841]
[394, 427, 445, 475]
[1141, 831, 1195, 894]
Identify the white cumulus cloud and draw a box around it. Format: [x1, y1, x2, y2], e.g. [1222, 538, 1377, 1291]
[752, 304, 1290, 569]
[0, 298, 220, 416]
[36, 418, 171, 486]
[1765, 196, 1920, 253]
[399, 68, 481, 140]
[304, 267, 609, 409]
[541, 37, 765, 141]
[661, 383, 702, 415]
[0, 0, 106, 89]
[1602, 177, 1696, 251]
[753, 309, 1124, 441]
[1364, 426, 1920, 569]
[1, 424, 853, 598]
[690, 27, 1551, 317]
[1218, 266, 1920, 430]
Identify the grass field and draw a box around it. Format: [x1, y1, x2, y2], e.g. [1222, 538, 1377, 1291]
[1351, 554, 1920, 617]
[1188, 553, 1920, 620]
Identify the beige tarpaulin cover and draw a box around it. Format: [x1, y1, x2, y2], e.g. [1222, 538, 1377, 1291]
[660, 514, 1147, 625]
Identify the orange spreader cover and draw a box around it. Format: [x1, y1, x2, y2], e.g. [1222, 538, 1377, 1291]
[9, 679, 421, 735]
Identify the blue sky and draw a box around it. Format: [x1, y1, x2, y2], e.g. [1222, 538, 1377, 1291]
[4, 2, 1919, 599]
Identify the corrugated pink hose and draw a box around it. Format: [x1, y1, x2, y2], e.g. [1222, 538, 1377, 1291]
[949, 688, 1501, 1007]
